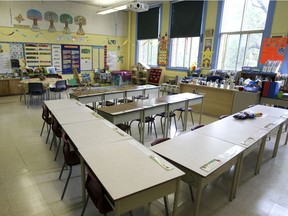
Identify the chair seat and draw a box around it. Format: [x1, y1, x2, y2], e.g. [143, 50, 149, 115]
[116, 123, 131, 134]
[66, 151, 80, 166]
[118, 98, 133, 103]
[98, 101, 115, 106]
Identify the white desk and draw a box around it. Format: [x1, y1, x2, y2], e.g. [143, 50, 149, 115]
[70, 84, 160, 108]
[243, 104, 288, 156]
[223, 114, 286, 158]
[194, 119, 268, 175]
[150, 131, 244, 216]
[51, 106, 102, 125]
[44, 99, 83, 111]
[79, 139, 184, 216]
[61, 119, 132, 150]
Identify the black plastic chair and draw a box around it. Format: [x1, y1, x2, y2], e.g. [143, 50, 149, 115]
[81, 165, 113, 216]
[49, 117, 62, 161]
[27, 82, 46, 108]
[155, 112, 177, 134]
[59, 132, 80, 200]
[116, 123, 132, 135]
[173, 107, 194, 127]
[40, 105, 52, 144]
[50, 80, 68, 99]
[130, 116, 157, 138]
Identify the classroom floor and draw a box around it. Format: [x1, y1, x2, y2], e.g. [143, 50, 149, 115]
[1, 93, 288, 216]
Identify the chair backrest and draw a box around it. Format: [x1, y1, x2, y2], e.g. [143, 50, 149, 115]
[42, 105, 50, 122]
[28, 82, 44, 94]
[85, 166, 113, 214]
[62, 131, 72, 163]
[55, 80, 67, 90]
[52, 117, 62, 138]
[151, 138, 171, 146]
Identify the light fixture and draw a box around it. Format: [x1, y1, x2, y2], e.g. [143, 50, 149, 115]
[97, 3, 128, 15]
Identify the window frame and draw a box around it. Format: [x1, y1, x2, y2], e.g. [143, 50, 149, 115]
[136, 5, 162, 67]
[167, 1, 207, 71]
[213, 0, 276, 71]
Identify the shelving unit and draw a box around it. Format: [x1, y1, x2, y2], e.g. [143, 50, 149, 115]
[131, 62, 150, 85]
[24, 43, 52, 68]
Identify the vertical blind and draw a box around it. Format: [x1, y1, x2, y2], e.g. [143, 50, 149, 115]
[137, 7, 160, 40]
[170, 1, 204, 38]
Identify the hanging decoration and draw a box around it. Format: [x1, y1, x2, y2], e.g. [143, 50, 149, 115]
[27, 9, 42, 32]
[60, 13, 73, 34]
[0, 31, 14, 36]
[158, 33, 169, 66]
[104, 45, 107, 68]
[74, 15, 86, 35]
[15, 14, 24, 24]
[108, 38, 116, 45]
[44, 11, 58, 32]
[202, 38, 213, 69]
[117, 55, 124, 63]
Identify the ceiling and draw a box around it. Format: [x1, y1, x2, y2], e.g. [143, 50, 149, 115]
[70, 0, 165, 8]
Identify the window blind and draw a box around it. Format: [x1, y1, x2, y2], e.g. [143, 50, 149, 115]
[137, 7, 159, 40]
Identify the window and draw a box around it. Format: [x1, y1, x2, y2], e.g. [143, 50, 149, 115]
[138, 39, 159, 66]
[137, 7, 160, 66]
[170, 37, 200, 68]
[169, 1, 204, 69]
[217, 0, 270, 70]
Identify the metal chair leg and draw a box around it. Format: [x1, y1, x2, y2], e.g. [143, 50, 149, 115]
[163, 196, 169, 216]
[54, 138, 61, 161]
[81, 195, 90, 216]
[40, 121, 45, 136]
[50, 134, 55, 150]
[61, 166, 72, 200]
[46, 126, 51, 144]
[59, 162, 66, 180]
[189, 185, 194, 202]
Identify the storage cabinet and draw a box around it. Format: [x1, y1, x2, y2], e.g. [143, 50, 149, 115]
[179, 83, 260, 116]
[131, 62, 150, 85]
[0, 78, 21, 96]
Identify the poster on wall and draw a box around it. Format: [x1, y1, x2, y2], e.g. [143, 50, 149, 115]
[61, 44, 80, 74]
[260, 37, 287, 64]
[80, 46, 92, 71]
[202, 38, 213, 69]
[52, 45, 62, 72]
[107, 51, 117, 70]
[0, 53, 11, 73]
[158, 34, 169, 66]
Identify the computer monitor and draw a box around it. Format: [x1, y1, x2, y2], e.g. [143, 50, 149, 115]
[46, 66, 56, 74]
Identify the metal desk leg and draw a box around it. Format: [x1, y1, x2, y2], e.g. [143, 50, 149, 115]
[183, 102, 188, 131]
[172, 178, 181, 216]
[272, 124, 284, 158]
[80, 156, 86, 202]
[194, 182, 203, 216]
[255, 136, 267, 175]
[230, 152, 243, 200]
[199, 98, 204, 125]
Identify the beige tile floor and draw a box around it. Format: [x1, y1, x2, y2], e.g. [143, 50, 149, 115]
[1, 93, 288, 216]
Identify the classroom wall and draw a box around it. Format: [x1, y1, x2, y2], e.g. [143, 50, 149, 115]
[0, 1, 129, 81]
[129, 0, 288, 80]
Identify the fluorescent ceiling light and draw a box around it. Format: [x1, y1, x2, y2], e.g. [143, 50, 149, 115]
[97, 3, 128, 15]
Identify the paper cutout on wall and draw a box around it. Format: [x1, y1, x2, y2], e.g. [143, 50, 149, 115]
[60, 13, 73, 34]
[27, 9, 42, 32]
[44, 11, 58, 32]
[158, 34, 169, 66]
[202, 38, 213, 69]
[260, 38, 287, 64]
[74, 16, 86, 35]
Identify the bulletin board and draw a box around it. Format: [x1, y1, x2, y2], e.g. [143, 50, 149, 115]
[61, 44, 80, 74]
[260, 37, 287, 64]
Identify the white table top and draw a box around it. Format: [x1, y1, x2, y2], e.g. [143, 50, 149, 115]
[51, 106, 102, 125]
[79, 139, 184, 200]
[194, 119, 268, 148]
[61, 119, 132, 149]
[243, 104, 288, 119]
[224, 114, 286, 132]
[150, 131, 244, 177]
[44, 99, 83, 111]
